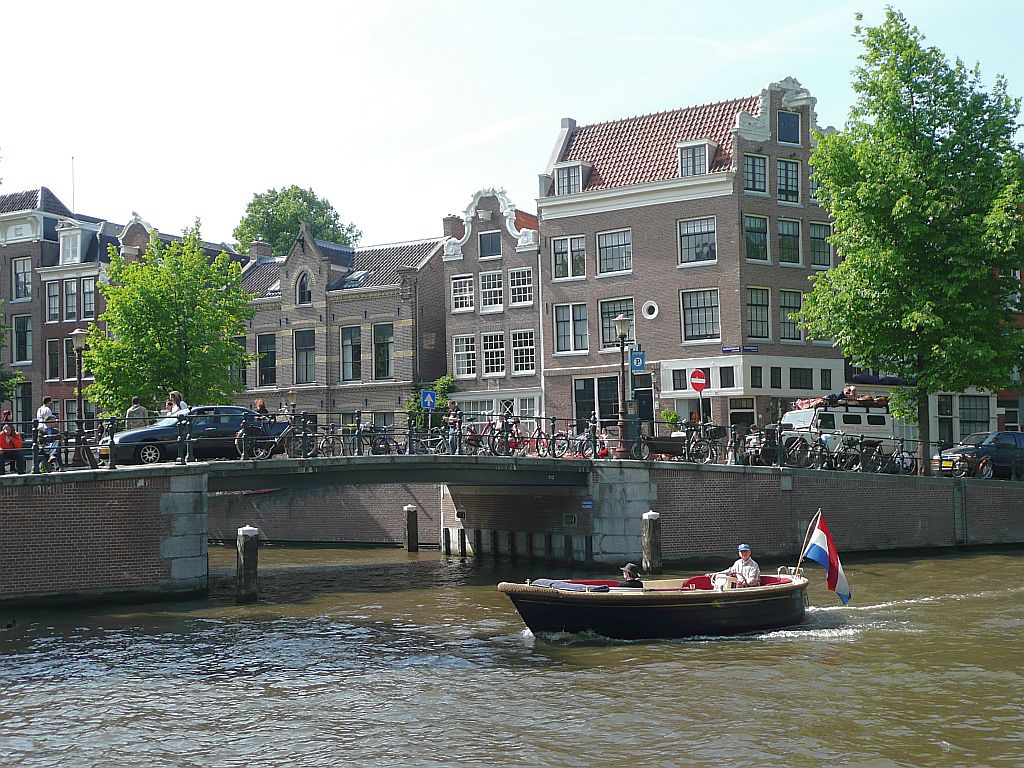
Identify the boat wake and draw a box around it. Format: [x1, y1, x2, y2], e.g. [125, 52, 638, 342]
[808, 584, 1024, 613]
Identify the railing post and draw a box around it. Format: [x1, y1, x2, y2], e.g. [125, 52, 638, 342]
[241, 413, 251, 460]
[589, 411, 598, 458]
[355, 410, 363, 455]
[774, 426, 783, 467]
[107, 417, 119, 470]
[186, 414, 196, 463]
[300, 411, 310, 457]
[177, 415, 188, 465]
[31, 418, 41, 473]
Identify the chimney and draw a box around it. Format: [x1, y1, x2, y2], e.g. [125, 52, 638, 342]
[250, 239, 273, 260]
[442, 214, 465, 240]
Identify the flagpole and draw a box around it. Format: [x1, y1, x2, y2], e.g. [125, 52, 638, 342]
[794, 508, 822, 575]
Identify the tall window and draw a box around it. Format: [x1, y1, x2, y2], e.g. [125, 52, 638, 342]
[810, 223, 832, 267]
[482, 332, 505, 375]
[453, 335, 476, 377]
[509, 268, 533, 306]
[959, 395, 990, 437]
[681, 289, 720, 341]
[12, 257, 31, 300]
[679, 144, 707, 176]
[14, 382, 32, 426]
[257, 333, 276, 386]
[451, 275, 474, 312]
[373, 323, 394, 379]
[750, 366, 763, 388]
[598, 229, 632, 274]
[809, 172, 821, 202]
[778, 110, 801, 144]
[64, 338, 75, 379]
[82, 277, 96, 319]
[230, 336, 247, 386]
[778, 159, 800, 203]
[63, 280, 77, 321]
[678, 217, 716, 264]
[13, 316, 31, 363]
[512, 330, 535, 374]
[59, 232, 79, 264]
[46, 339, 60, 380]
[479, 231, 501, 258]
[556, 165, 581, 195]
[743, 155, 767, 193]
[294, 329, 315, 384]
[600, 298, 635, 348]
[46, 282, 59, 322]
[341, 326, 361, 381]
[746, 288, 770, 339]
[296, 274, 312, 305]
[480, 272, 503, 311]
[554, 303, 588, 352]
[780, 290, 803, 340]
[744, 215, 768, 261]
[553, 236, 586, 279]
[778, 219, 800, 264]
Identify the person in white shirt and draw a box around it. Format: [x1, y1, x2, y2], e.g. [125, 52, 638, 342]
[36, 396, 54, 423]
[710, 543, 761, 587]
[167, 390, 190, 414]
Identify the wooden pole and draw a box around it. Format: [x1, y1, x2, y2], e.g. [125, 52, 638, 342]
[642, 509, 662, 574]
[794, 508, 822, 575]
[235, 525, 260, 604]
[404, 504, 419, 552]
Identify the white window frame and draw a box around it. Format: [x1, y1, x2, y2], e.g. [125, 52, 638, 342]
[340, 325, 361, 382]
[59, 231, 80, 265]
[12, 315, 31, 364]
[554, 162, 582, 195]
[82, 277, 96, 319]
[743, 154, 768, 194]
[597, 228, 632, 276]
[779, 290, 804, 342]
[743, 214, 769, 263]
[680, 289, 720, 343]
[511, 330, 535, 375]
[599, 297, 635, 349]
[12, 257, 31, 301]
[452, 334, 477, 378]
[778, 218, 802, 266]
[552, 235, 586, 280]
[508, 268, 533, 307]
[677, 140, 713, 177]
[777, 158, 801, 205]
[677, 216, 717, 266]
[554, 302, 589, 353]
[479, 271, 503, 313]
[777, 110, 802, 146]
[451, 274, 474, 313]
[372, 323, 395, 380]
[746, 286, 771, 341]
[482, 332, 505, 376]
[63, 279, 77, 321]
[296, 273, 312, 306]
[293, 328, 316, 385]
[478, 230, 502, 260]
[809, 222, 833, 269]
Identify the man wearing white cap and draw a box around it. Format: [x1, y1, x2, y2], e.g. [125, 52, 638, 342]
[711, 544, 760, 588]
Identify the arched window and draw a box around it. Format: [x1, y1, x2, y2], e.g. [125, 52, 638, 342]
[297, 273, 312, 305]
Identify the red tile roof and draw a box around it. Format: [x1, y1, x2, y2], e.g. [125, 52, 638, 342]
[515, 210, 539, 231]
[559, 95, 761, 191]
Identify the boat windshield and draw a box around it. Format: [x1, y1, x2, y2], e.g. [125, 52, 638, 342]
[782, 410, 815, 429]
[957, 432, 995, 447]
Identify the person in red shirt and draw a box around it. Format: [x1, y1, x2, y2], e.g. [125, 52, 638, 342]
[0, 421, 26, 475]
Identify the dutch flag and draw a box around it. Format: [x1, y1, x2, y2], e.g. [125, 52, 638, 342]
[802, 514, 852, 604]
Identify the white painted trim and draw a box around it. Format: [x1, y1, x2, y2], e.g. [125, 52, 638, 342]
[538, 172, 734, 219]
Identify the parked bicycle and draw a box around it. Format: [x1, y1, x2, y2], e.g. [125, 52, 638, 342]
[235, 412, 318, 460]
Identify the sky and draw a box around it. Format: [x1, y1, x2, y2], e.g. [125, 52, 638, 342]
[2, 0, 1023, 249]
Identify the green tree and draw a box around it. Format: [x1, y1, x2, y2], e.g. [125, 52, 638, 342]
[798, 9, 1024, 468]
[0, 298, 23, 403]
[233, 185, 361, 257]
[84, 223, 256, 415]
[405, 374, 456, 430]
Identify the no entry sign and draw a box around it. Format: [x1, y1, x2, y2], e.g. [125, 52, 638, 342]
[689, 369, 707, 393]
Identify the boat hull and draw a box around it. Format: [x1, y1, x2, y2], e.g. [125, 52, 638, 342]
[498, 580, 808, 640]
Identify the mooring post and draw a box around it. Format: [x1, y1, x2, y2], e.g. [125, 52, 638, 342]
[404, 504, 419, 552]
[236, 525, 260, 604]
[458, 528, 467, 558]
[642, 509, 663, 574]
[442, 527, 452, 557]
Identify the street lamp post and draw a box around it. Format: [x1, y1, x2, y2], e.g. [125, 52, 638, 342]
[70, 327, 89, 468]
[613, 313, 632, 459]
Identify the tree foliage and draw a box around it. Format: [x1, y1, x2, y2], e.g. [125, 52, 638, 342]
[798, 9, 1024, 457]
[0, 298, 23, 403]
[84, 223, 256, 415]
[233, 185, 361, 258]
[405, 374, 456, 430]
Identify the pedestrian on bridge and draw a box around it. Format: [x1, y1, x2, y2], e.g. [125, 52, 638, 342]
[446, 401, 462, 455]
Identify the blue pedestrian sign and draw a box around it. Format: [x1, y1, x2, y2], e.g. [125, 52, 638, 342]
[630, 350, 646, 372]
[420, 390, 437, 410]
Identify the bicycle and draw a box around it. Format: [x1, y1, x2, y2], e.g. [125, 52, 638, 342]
[807, 432, 861, 471]
[236, 412, 318, 460]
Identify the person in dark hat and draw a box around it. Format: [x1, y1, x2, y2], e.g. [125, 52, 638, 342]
[618, 563, 644, 588]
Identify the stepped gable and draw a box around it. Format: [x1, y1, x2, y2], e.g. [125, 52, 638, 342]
[560, 94, 761, 191]
[0, 187, 74, 216]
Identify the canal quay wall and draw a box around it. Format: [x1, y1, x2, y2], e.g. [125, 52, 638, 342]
[0, 465, 207, 605]
[2, 459, 1023, 604]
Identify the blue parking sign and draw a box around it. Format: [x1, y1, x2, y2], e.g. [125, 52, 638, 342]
[630, 351, 646, 372]
[420, 390, 437, 410]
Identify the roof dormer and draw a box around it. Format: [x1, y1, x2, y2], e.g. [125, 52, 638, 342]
[56, 219, 84, 265]
[677, 139, 717, 177]
[553, 161, 591, 196]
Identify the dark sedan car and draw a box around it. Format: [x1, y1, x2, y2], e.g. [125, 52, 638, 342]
[100, 406, 287, 465]
[931, 431, 1024, 479]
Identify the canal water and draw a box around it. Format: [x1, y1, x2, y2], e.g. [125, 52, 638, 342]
[1, 546, 1021, 767]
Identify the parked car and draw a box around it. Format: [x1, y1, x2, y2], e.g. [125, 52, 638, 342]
[99, 406, 288, 465]
[931, 431, 1024, 479]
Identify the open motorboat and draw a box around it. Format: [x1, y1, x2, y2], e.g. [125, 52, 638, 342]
[497, 570, 809, 640]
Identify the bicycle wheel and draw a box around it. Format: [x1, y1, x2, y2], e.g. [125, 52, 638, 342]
[631, 439, 651, 460]
[531, 433, 548, 457]
[491, 432, 510, 457]
[319, 435, 346, 457]
[578, 437, 595, 459]
[286, 432, 318, 458]
[250, 439, 273, 461]
[808, 444, 828, 470]
[894, 450, 917, 475]
[860, 447, 884, 474]
[690, 439, 715, 464]
[550, 433, 569, 458]
[834, 447, 860, 471]
[409, 437, 430, 455]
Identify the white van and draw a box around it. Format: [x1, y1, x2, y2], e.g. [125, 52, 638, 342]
[780, 403, 898, 452]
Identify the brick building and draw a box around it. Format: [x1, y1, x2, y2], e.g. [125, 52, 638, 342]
[440, 189, 541, 420]
[237, 221, 446, 424]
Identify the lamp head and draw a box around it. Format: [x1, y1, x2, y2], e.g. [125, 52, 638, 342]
[612, 313, 631, 340]
[70, 327, 88, 352]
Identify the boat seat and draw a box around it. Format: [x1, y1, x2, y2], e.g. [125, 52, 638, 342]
[758, 575, 791, 586]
